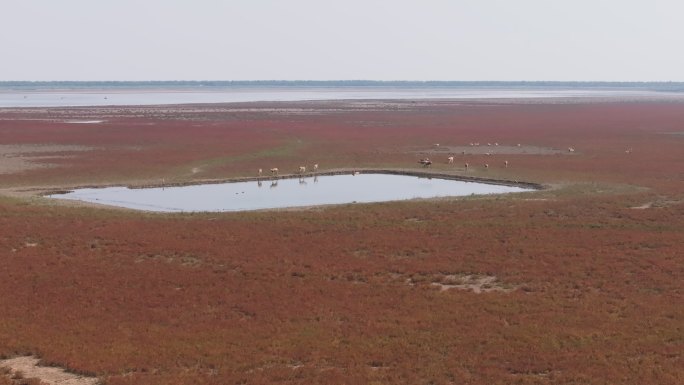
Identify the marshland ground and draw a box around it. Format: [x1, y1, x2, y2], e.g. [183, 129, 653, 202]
[0, 99, 683, 384]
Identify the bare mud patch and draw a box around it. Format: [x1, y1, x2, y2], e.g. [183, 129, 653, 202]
[403, 217, 427, 223]
[134, 252, 203, 267]
[63, 120, 104, 124]
[631, 202, 654, 209]
[0, 356, 98, 385]
[0, 144, 95, 174]
[404, 273, 516, 293]
[630, 198, 682, 209]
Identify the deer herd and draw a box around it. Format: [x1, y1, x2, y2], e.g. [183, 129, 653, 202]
[256, 142, 591, 177]
[257, 164, 317, 178]
[417, 142, 588, 171]
[420, 150, 508, 171]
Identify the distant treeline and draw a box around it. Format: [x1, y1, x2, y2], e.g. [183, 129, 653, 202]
[2, 80, 684, 92]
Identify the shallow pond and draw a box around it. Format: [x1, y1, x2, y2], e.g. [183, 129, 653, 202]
[49, 173, 533, 213]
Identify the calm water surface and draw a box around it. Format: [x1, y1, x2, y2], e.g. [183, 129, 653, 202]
[1, 86, 675, 108]
[49, 174, 532, 212]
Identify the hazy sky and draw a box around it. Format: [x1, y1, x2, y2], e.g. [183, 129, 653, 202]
[2, 0, 683, 81]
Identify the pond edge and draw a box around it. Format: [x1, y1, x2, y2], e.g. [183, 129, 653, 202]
[38, 168, 543, 197]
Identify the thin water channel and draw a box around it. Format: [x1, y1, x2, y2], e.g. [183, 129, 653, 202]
[48, 173, 534, 213]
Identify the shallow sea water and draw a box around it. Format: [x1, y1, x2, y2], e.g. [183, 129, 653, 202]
[49, 173, 533, 213]
[0, 86, 672, 108]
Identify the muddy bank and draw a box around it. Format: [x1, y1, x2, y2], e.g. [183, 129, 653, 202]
[0, 144, 96, 175]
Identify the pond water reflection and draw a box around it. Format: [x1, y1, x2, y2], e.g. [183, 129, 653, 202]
[49, 173, 533, 212]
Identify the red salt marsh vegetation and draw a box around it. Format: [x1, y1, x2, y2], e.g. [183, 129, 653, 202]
[0, 100, 683, 384]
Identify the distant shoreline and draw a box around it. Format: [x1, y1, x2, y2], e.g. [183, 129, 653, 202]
[2, 83, 684, 108]
[2, 80, 684, 92]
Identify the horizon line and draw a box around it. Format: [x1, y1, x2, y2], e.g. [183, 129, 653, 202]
[2, 79, 684, 82]
[2, 80, 684, 86]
